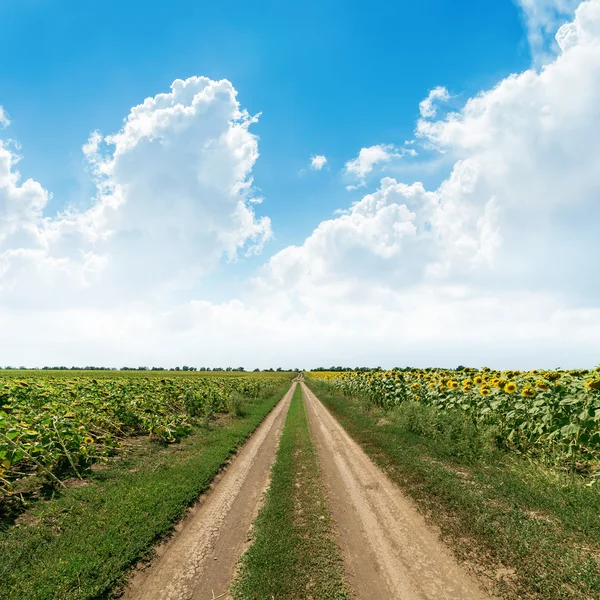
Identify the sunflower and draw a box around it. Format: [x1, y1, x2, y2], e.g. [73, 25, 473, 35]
[480, 386, 491, 396]
[585, 379, 600, 391]
[536, 379, 549, 390]
[463, 384, 473, 392]
[448, 380, 459, 389]
[522, 387, 536, 398]
[84, 437, 94, 445]
[411, 383, 421, 390]
[474, 376, 484, 385]
[439, 385, 448, 393]
[505, 382, 517, 394]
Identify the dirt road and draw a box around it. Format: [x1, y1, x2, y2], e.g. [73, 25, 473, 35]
[123, 380, 493, 600]
[302, 382, 493, 600]
[122, 383, 295, 600]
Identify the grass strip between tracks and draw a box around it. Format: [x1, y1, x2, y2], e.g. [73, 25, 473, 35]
[306, 380, 600, 600]
[0, 384, 291, 600]
[232, 383, 350, 600]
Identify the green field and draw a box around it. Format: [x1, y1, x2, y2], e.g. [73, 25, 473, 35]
[0, 370, 290, 510]
[3, 367, 600, 600]
[311, 367, 600, 475]
[0, 370, 291, 599]
[307, 372, 600, 599]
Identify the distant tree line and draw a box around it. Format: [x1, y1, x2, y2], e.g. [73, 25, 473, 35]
[1, 366, 116, 371]
[1, 365, 303, 372]
[0, 365, 471, 372]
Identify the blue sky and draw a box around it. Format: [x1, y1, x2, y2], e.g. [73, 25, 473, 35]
[1, 0, 529, 245]
[1, 0, 599, 368]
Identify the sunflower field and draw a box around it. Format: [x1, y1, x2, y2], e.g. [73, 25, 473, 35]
[310, 367, 600, 472]
[0, 371, 288, 499]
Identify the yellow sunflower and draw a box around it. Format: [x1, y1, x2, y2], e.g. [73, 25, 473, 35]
[480, 386, 491, 396]
[505, 382, 517, 394]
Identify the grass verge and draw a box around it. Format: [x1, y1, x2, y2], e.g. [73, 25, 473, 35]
[306, 380, 600, 600]
[0, 384, 290, 600]
[232, 384, 350, 600]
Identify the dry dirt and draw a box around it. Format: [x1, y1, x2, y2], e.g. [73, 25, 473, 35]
[121, 383, 295, 600]
[302, 382, 494, 600]
[122, 380, 494, 600]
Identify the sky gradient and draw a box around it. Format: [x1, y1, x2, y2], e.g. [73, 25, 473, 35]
[0, 0, 598, 369]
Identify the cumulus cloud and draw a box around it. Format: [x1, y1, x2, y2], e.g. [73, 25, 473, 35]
[257, 178, 436, 298]
[3, 2, 600, 368]
[310, 154, 328, 170]
[343, 144, 417, 189]
[517, 0, 580, 63]
[418, 86, 450, 118]
[0, 77, 271, 306]
[250, 0, 600, 366]
[344, 144, 396, 181]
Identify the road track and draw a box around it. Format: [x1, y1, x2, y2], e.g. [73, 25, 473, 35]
[122, 383, 295, 600]
[123, 380, 493, 599]
[302, 381, 492, 600]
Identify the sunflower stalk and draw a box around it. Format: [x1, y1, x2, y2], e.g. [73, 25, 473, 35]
[0, 430, 65, 488]
[52, 418, 83, 480]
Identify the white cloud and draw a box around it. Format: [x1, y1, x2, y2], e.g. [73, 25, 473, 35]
[343, 144, 417, 189]
[1, 296, 598, 369]
[3, 2, 600, 369]
[0, 106, 9, 128]
[344, 144, 419, 188]
[0, 77, 271, 307]
[310, 154, 328, 170]
[249, 0, 600, 366]
[418, 86, 450, 118]
[517, 0, 580, 63]
[344, 144, 396, 180]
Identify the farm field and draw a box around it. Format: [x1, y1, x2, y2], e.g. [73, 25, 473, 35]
[2, 367, 599, 600]
[307, 369, 600, 599]
[0, 370, 291, 599]
[0, 370, 289, 506]
[311, 367, 600, 474]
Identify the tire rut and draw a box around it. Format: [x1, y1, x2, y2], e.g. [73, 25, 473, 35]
[302, 382, 494, 600]
[122, 383, 296, 600]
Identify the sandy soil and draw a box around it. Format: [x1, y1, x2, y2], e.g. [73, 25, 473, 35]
[122, 383, 295, 600]
[302, 382, 494, 600]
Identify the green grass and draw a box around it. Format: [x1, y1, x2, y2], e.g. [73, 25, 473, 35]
[307, 380, 600, 600]
[0, 384, 290, 600]
[232, 384, 350, 600]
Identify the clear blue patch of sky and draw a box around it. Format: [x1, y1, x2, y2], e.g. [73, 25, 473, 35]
[1, 0, 530, 268]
